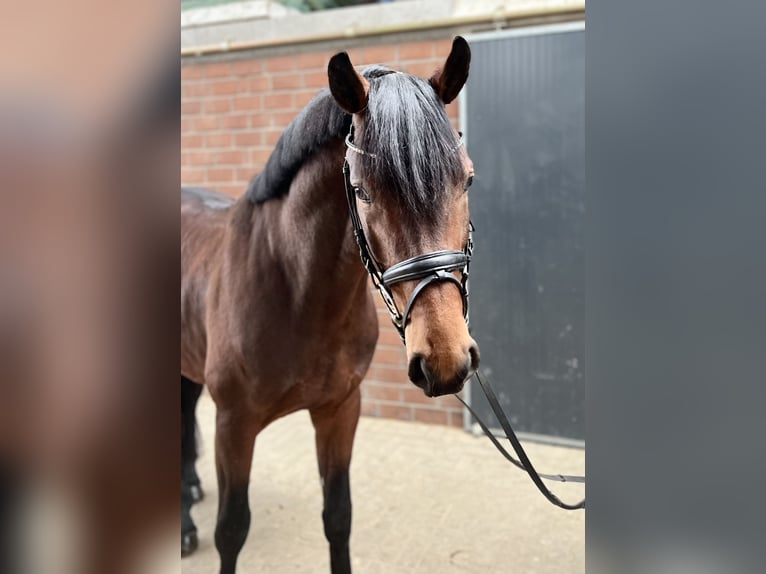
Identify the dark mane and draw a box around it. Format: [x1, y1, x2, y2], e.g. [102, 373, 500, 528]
[246, 89, 350, 203]
[247, 65, 462, 215]
[358, 65, 463, 217]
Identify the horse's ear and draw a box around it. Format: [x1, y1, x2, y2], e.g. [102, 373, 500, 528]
[328, 52, 369, 114]
[429, 36, 471, 104]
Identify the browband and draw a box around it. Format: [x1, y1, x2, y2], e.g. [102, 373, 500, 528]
[345, 125, 465, 160]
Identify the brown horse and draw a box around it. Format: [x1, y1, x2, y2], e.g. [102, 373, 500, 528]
[181, 37, 478, 574]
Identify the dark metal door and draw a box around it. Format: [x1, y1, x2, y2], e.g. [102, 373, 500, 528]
[463, 25, 585, 441]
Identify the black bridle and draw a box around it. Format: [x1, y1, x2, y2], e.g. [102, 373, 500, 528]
[342, 123, 584, 511]
[342, 124, 472, 342]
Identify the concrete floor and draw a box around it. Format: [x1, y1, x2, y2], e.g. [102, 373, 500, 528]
[183, 391, 584, 574]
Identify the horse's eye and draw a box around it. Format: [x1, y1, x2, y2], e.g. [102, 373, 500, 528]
[464, 174, 474, 191]
[355, 186, 371, 203]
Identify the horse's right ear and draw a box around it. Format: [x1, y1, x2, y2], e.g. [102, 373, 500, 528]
[429, 36, 471, 104]
[328, 52, 369, 114]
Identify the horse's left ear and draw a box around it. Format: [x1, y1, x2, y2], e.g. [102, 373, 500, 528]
[429, 36, 471, 104]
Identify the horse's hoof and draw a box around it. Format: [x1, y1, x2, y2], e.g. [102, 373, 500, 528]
[190, 483, 204, 503]
[181, 530, 198, 557]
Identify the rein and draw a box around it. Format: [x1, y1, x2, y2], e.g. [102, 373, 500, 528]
[342, 123, 584, 510]
[457, 371, 585, 510]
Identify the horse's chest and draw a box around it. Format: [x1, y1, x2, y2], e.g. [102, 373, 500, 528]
[204, 272, 378, 411]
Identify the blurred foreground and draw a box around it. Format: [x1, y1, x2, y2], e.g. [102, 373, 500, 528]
[0, 3, 179, 572]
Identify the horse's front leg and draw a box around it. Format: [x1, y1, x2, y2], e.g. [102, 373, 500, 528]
[211, 397, 259, 574]
[310, 385, 361, 574]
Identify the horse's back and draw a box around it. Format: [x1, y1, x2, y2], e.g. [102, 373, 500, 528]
[181, 186, 237, 381]
[181, 185, 235, 277]
[182, 186, 236, 212]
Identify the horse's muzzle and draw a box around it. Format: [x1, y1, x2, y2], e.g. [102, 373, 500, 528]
[408, 346, 479, 397]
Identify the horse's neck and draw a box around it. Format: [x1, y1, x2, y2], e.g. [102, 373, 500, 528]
[233, 141, 368, 318]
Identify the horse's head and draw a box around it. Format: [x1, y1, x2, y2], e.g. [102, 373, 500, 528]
[328, 37, 479, 397]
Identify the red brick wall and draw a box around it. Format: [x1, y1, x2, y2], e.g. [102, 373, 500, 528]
[181, 36, 464, 428]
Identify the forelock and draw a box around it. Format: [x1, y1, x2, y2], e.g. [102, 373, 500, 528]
[357, 67, 463, 219]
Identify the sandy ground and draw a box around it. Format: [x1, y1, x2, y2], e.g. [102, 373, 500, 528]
[182, 390, 584, 574]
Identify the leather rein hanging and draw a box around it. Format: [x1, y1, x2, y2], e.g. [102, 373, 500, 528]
[342, 123, 585, 510]
[456, 371, 585, 510]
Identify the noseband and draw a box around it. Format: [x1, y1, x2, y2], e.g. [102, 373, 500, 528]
[343, 125, 473, 342]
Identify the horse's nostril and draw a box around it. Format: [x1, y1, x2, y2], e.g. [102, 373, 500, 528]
[408, 353, 426, 385]
[468, 344, 480, 372]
